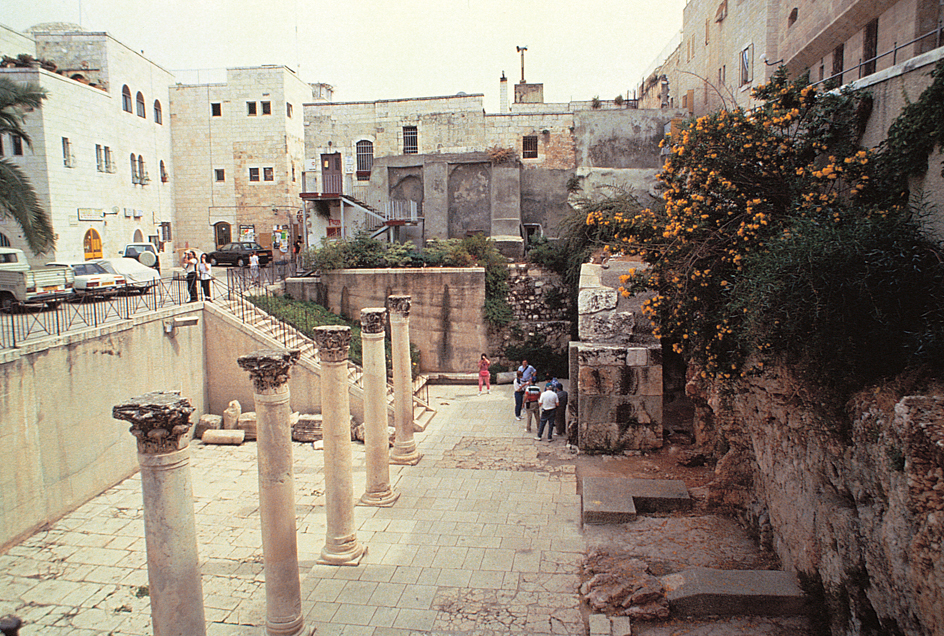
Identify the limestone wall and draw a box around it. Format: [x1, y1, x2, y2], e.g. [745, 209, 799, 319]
[0, 305, 207, 549]
[688, 367, 944, 636]
[285, 268, 487, 374]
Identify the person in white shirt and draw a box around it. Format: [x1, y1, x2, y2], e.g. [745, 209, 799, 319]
[198, 253, 213, 301]
[536, 383, 559, 441]
[249, 252, 260, 286]
[182, 250, 198, 302]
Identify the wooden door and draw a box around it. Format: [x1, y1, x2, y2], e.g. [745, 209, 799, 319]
[321, 153, 342, 195]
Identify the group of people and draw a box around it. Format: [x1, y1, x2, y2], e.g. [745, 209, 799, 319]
[513, 359, 568, 442]
[181, 250, 213, 302]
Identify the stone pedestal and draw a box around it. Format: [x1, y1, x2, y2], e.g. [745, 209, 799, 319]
[387, 295, 421, 465]
[113, 391, 206, 636]
[237, 350, 306, 636]
[359, 308, 400, 507]
[314, 327, 367, 565]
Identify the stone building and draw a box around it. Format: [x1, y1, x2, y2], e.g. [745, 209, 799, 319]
[639, 0, 943, 117]
[169, 66, 324, 256]
[0, 23, 175, 266]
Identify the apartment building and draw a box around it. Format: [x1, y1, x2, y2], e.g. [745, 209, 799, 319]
[0, 23, 175, 267]
[169, 66, 318, 256]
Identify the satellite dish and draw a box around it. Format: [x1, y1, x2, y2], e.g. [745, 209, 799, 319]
[138, 251, 157, 267]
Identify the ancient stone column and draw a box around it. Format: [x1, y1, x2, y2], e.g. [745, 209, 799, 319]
[112, 391, 206, 636]
[314, 326, 367, 565]
[387, 295, 422, 465]
[359, 308, 400, 507]
[237, 350, 306, 636]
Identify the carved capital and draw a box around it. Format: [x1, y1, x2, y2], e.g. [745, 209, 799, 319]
[113, 391, 195, 454]
[386, 295, 411, 318]
[237, 349, 300, 393]
[315, 326, 352, 363]
[360, 308, 387, 334]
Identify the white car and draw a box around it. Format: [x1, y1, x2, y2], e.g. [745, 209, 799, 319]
[47, 261, 126, 296]
[93, 258, 161, 293]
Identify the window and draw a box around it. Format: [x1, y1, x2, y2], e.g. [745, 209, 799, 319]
[211, 102, 222, 117]
[247, 101, 257, 116]
[263, 167, 274, 181]
[104, 146, 114, 173]
[122, 85, 132, 112]
[326, 226, 341, 239]
[286, 103, 293, 118]
[154, 100, 162, 124]
[138, 156, 147, 183]
[261, 101, 271, 115]
[740, 45, 753, 86]
[832, 43, 845, 82]
[160, 160, 168, 183]
[522, 135, 538, 159]
[131, 153, 138, 182]
[215, 168, 225, 182]
[62, 137, 73, 167]
[788, 7, 798, 27]
[356, 140, 374, 179]
[136, 91, 146, 118]
[403, 126, 418, 154]
[249, 167, 260, 182]
[863, 18, 878, 76]
[12, 135, 23, 156]
[96, 144, 104, 172]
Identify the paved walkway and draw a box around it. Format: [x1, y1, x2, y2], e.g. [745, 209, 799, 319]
[0, 383, 585, 635]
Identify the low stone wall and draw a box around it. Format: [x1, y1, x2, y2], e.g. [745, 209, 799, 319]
[689, 366, 944, 636]
[0, 305, 207, 549]
[286, 268, 487, 374]
[507, 263, 570, 322]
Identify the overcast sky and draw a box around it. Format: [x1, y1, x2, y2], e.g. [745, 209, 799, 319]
[5, 0, 685, 113]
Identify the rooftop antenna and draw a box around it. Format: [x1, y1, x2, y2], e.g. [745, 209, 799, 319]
[516, 46, 528, 83]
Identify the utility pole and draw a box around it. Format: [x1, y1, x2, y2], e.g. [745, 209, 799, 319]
[516, 46, 528, 83]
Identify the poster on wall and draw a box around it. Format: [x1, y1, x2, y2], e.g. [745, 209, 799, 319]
[239, 225, 255, 241]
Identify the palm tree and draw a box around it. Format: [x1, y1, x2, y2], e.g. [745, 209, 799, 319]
[0, 77, 54, 254]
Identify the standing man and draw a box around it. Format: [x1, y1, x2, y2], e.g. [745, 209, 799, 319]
[536, 383, 559, 442]
[182, 250, 198, 302]
[518, 359, 536, 385]
[249, 252, 260, 287]
[555, 383, 568, 438]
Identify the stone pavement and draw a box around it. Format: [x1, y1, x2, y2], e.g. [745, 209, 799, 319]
[0, 384, 586, 635]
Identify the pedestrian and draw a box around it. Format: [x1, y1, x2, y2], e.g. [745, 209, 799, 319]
[198, 253, 213, 301]
[523, 382, 541, 433]
[293, 239, 302, 269]
[478, 353, 491, 395]
[536, 382, 559, 442]
[182, 250, 198, 302]
[513, 370, 526, 420]
[555, 383, 568, 437]
[249, 252, 260, 287]
[518, 359, 536, 385]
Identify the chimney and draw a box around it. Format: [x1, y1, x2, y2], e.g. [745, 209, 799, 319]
[499, 72, 508, 113]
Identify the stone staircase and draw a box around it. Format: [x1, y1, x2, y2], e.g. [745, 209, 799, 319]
[213, 295, 436, 431]
[580, 475, 808, 635]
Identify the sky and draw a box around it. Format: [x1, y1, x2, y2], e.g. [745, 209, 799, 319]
[4, 0, 685, 113]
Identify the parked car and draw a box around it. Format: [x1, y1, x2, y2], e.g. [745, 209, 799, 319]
[46, 261, 126, 296]
[119, 243, 161, 272]
[92, 258, 161, 294]
[0, 248, 75, 310]
[208, 242, 272, 267]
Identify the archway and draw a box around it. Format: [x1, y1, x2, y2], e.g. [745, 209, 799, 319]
[133, 229, 144, 243]
[214, 222, 232, 247]
[83, 228, 103, 260]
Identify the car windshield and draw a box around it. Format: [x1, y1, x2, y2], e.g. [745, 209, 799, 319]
[96, 262, 117, 274]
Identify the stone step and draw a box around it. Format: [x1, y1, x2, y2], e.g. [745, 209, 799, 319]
[661, 568, 807, 617]
[413, 407, 436, 433]
[580, 476, 691, 525]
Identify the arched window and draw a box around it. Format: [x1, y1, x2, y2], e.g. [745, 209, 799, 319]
[83, 228, 103, 260]
[355, 140, 373, 181]
[136, 92, 146, 118]
[122, 85, 132, 112]
[0, 232, 10, 247]
[153, 100, 163, 124]
[133, 229, 144, 243]
[160, 160, 168, 183]
[130, 153, 138, 182]
[138, 156, 146, 183]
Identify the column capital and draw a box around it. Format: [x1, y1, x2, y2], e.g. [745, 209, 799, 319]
[360, 308, 387, 334]
[386, 295, 411, 318]
[113, 391, 195, 455]
[315, 326, 352, 363]
[237, 349, 300, 393]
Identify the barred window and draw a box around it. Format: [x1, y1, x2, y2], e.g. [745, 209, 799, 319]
[403, 126, 418, 154]
[356, 140, 374, 180]
[522, 135, 538, 159]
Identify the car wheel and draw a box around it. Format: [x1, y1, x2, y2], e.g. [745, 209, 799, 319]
[210, 257, 218, 266]
[1, 292, 15, 313]
[236, 258, 245, 267]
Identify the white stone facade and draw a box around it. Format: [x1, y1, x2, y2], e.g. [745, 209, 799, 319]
[0, 24, 175, 267]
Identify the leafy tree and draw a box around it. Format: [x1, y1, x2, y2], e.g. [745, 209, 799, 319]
[0, 77, 54, 254]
